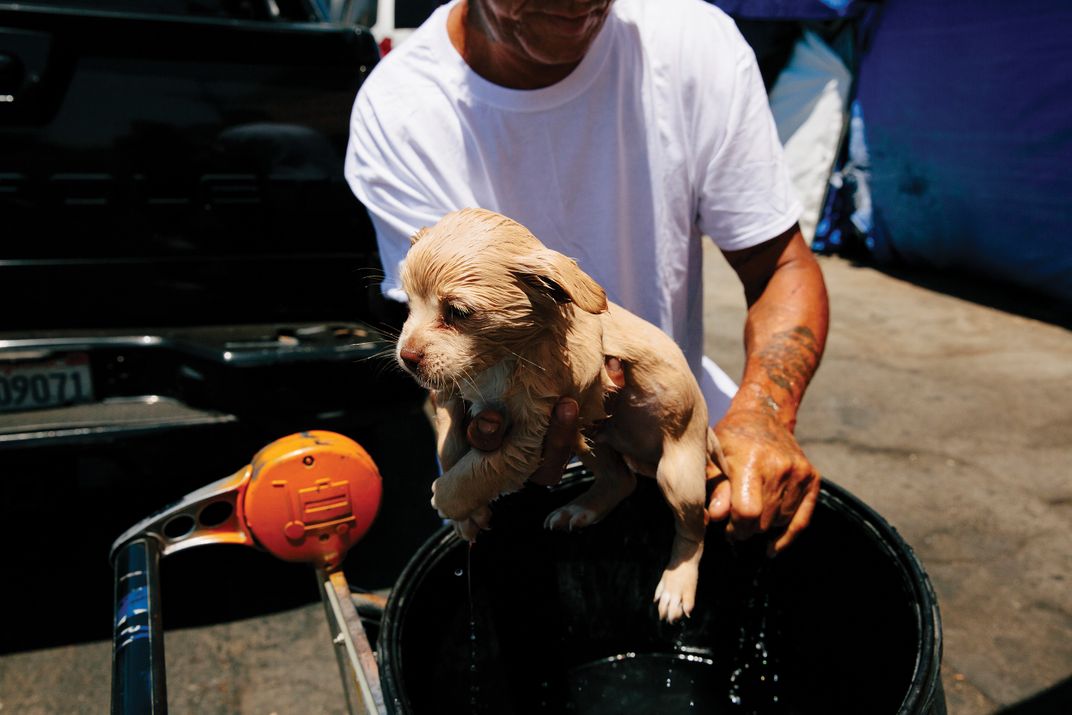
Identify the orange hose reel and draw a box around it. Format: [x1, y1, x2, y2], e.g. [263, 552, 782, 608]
[110, 430, 384, 571]
[242, 431, 383, 570]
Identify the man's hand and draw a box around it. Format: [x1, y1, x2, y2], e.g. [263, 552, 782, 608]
[712, 409, 820, 556]
[444, 388, 589, 541]
[465, 357, 626, 485]
[464, 397, 579, 487]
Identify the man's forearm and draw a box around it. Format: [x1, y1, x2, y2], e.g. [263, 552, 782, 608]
[725, 229, 830, 432]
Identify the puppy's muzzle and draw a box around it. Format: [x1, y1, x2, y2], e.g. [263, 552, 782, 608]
[399, 347, 423, 375]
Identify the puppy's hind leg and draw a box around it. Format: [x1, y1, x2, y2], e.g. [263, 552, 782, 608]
[544, 445, 636, 532]
[653, 439, 708, 623]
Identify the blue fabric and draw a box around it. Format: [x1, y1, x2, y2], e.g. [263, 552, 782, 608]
[814, 101, 879, 257]
[853, 0, 1072, 302]
[711, 0, 869, 20]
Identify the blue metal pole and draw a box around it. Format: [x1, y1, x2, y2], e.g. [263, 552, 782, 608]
[111, 537, 167, 714]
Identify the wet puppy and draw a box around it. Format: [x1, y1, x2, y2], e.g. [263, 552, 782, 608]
[395, 208, 720, 622]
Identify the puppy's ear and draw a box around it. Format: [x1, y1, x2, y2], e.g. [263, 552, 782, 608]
[514, 250, 608, 314]
[409, 227, 429, 246]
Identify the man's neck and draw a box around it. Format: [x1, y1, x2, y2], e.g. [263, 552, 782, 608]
[447, 1, 580, 90]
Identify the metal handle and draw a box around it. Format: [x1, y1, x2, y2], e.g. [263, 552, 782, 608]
[319, 569, 388, 715]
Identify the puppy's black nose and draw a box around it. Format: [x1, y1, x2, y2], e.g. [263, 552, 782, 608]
[399, 347, 423, 374]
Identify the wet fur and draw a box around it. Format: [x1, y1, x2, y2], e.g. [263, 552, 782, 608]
[396, 208, 716, 622]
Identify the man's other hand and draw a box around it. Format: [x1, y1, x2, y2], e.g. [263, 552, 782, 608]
[465, 357, 626, 485]
[711, 408, 820, 557]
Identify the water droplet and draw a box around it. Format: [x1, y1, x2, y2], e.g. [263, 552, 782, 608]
[454, 568, 464, 576]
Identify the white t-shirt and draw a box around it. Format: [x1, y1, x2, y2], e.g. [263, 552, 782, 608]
[345, 0, 800, 419]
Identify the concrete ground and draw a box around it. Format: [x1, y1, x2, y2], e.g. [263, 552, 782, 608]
[1, 245, 1070, 714]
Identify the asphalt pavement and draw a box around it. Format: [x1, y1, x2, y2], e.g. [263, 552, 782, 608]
[1, 245, 1069, 714]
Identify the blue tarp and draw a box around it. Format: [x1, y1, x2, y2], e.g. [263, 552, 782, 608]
[852, 0, 1072, 302]
[712, 0, 867, 20]
[718, 0, 1072, 304]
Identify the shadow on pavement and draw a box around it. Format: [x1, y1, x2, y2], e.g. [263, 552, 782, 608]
[826, 235, 1071, 329]
[996, 676, 1072, 715]
[862, 261, 1072, 330]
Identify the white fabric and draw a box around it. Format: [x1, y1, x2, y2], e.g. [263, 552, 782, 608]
[345, 0, 800, 422]
[701, 355, 739, 423]
[768, 29, 851, 244]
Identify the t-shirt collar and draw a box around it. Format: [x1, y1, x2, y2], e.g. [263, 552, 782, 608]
[431, 0, 617, 111]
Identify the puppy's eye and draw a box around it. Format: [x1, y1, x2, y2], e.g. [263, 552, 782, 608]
[442, 302, 473, 325]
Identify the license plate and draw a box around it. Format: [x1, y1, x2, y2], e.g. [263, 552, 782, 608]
[0, 353, 94, 413]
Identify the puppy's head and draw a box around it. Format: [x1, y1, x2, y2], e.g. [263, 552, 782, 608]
[395, 208, 607, 391]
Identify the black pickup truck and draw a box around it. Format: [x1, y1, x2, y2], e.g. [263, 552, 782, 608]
[0, 0, 439, 650]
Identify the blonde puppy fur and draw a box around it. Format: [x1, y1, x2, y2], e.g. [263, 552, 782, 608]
[396, 208, 720, 623]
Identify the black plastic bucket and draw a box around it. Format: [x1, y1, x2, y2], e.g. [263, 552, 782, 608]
[380, 467, 945, 714]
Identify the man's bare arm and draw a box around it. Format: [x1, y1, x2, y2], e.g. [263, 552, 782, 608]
[713, 223, 829, 554]
[726, 224, 828, 428]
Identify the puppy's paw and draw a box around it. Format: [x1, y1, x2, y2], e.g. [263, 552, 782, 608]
[452, 518, 481, 543]
[460, 504, 493, 539]
[543, 504, 600, 532]
[653, 562, 700, 624]
[430, 477, 481, 521]
[444, 503, 493, 543]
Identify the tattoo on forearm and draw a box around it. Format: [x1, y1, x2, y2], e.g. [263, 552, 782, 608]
[756, 326, 821, 401]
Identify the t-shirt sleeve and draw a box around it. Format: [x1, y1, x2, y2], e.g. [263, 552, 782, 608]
[694, 22, 801, 252]
[344, 87, 446, 302]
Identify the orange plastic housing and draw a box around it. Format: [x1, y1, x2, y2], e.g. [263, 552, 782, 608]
[242, 431, 383, 570]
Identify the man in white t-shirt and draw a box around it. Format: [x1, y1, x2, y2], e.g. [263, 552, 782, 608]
[346, 0, 829, 555]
